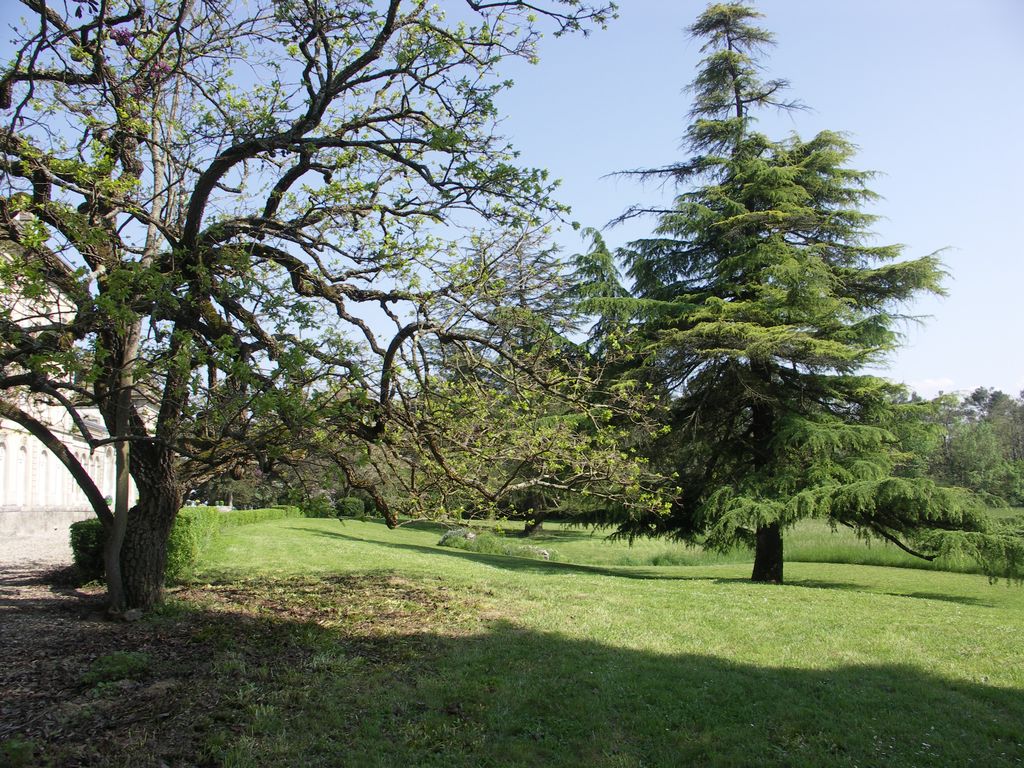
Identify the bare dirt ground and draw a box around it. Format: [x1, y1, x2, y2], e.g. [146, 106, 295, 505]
[0, 523, 76, 572]
[0, 532, 456, 766]
[0, 533, 211, 766]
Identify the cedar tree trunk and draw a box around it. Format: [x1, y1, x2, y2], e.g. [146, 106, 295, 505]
[751, 522, 783, 583]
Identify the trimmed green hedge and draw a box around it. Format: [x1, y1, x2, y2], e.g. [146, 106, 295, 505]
[222, 505, 302, 527]
[165, 506, 221, 580]
[69, 505, 304, 584]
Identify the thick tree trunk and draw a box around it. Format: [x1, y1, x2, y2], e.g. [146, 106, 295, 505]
[748, 363, 782, 584]
[104, 370, 134, 614]
[120, 448, 182, 610]
[523, 512, 546, 536]
[751, 522, 783, 583]
[519, 490, 547, 536]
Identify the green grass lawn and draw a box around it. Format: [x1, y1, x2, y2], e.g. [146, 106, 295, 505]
[177, 516, 1024, 768]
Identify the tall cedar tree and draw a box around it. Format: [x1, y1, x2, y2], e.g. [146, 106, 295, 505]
[605, 3, 1022, 583]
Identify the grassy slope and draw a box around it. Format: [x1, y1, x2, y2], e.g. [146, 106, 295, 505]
[191, 517, 1024, 768]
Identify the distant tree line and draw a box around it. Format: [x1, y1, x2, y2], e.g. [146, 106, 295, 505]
[926, 388, 1024, 506]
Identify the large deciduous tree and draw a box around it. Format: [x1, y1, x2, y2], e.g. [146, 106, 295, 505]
[598, 2, 1022, 583]
[0, 0, 626, 611]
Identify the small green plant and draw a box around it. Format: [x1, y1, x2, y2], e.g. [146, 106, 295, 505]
[81, 651, 152, 685]
[0, 737, 37, 768]
[335, 496, 365, 518]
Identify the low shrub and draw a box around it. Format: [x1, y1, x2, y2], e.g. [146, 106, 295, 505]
[69, 519, 105, 582]
[183, 505, 222, 514]
[219, 505, 303, 528]
[165, 507, 221, 581]
[438, 527, 478, 546]
[335, 496, 365, 518]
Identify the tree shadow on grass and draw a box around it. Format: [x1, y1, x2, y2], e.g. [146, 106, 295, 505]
[347, 518, 617, 542]
[301, 527, 995, 606]
[303, 526, 752, 583]
[785, 579, 994, 607]
[357, 623, 1023, 768]
[4, 572, 1019, 767]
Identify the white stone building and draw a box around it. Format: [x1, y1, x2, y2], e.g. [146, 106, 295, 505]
[1, 222, 135, 537]
[0, 405, 126, 537]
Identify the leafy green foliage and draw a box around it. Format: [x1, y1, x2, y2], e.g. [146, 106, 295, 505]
[338, 228, 673, 525]
[926, 388, 1024, 505]
[296, 495, 336, 520]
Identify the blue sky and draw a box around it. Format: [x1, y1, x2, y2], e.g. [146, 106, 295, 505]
[496, 0, 1024, 398]
[3, 1, 1018, 397]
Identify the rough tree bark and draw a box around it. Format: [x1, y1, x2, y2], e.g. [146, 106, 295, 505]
[121, 447, 182, 609]
[102, 330, 139, 614]
[521, 490, 548, 536]
[751, 522, 783, 584]
[749, 372, 782, 583]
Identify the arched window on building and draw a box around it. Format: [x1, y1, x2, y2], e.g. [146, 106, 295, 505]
[45, 449, 57, 509]
[0, 442, 7, 506]
[34, 447, 46, 508]
[89, 454, 99, 499]
[37, 447, 46, 507]
[75, 452, 86, 501]
[14, 445, 27, 507]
